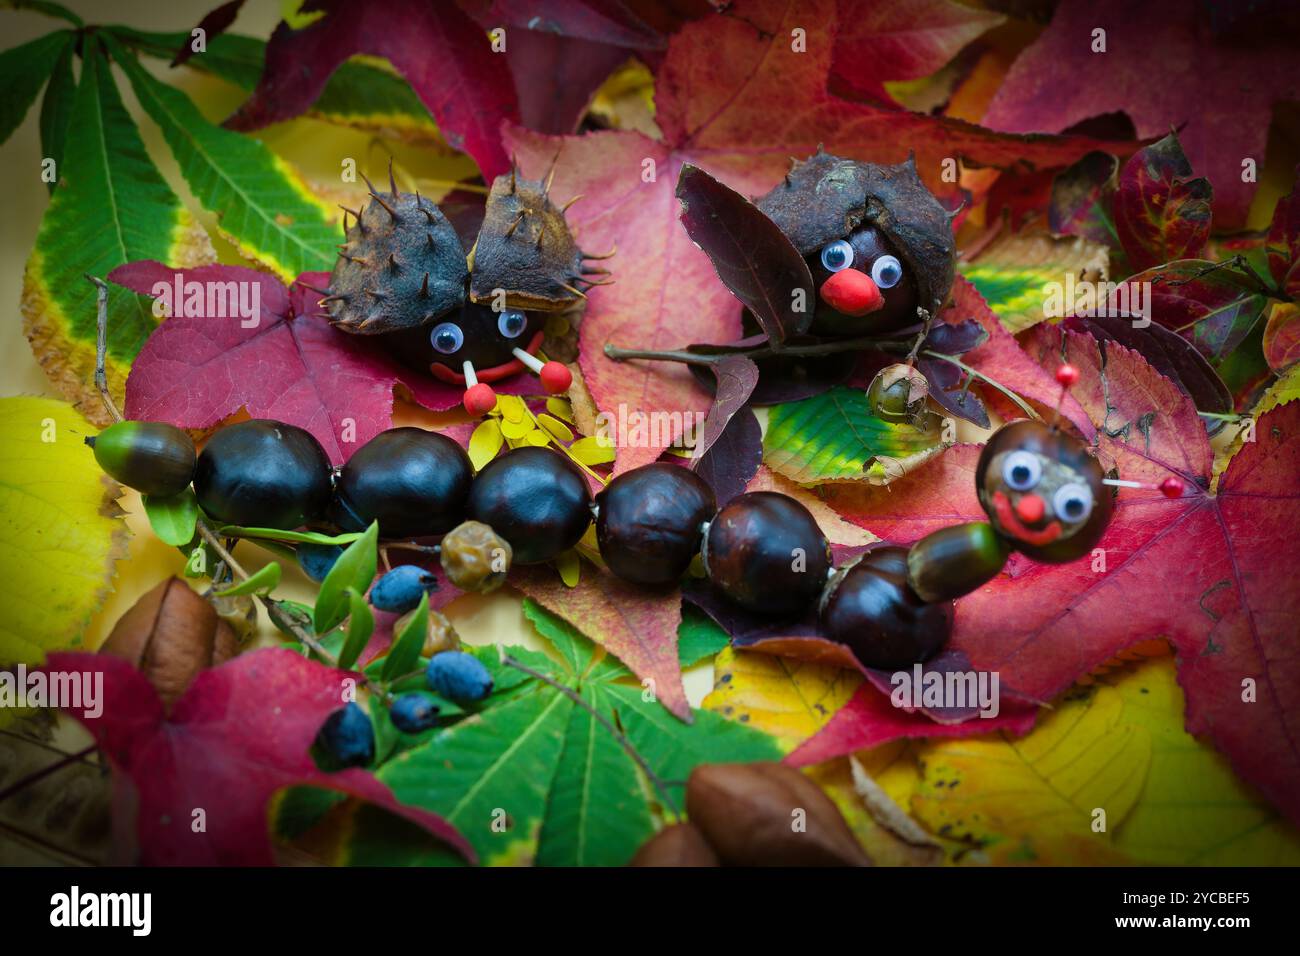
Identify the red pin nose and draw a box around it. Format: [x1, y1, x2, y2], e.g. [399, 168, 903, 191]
[819, 269, 883, 316]
[1015, 493, 1045, 524]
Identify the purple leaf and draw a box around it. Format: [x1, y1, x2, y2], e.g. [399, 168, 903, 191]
[692, 405, 762, 505]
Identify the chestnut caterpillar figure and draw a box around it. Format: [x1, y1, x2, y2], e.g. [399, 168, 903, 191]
[306, 164, 611, 415]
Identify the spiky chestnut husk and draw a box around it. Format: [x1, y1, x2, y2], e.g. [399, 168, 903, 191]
[756, 148, 956, 319]
[323, 175, 467, 335]
[468, 167, 610, 313]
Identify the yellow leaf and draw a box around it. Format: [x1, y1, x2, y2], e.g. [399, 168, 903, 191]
[468, 418, 504, 470]
[545, 397, 574, 423]
[497, 394, 528, 424]
[523, 428, 551, 447]
[703, 646, 861, 751]
[569, 436, 616, 465]
[536, 413, 574, 443]
[555, 550, 581, 588]
[0, 398, 129, 664]
[913, 651, 1300, 865]
[500, 415, 534, 441]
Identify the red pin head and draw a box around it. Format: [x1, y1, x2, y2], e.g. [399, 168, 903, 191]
[539, 361, 572, 394]
[1159, 476, 1185, 498]
[464, 383, 497, 417]
[1055, 363, 1080, 388]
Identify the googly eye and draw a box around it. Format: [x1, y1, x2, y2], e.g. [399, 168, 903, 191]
[1001, 451, 1042, 491]
[498, 310, 527, 339]
[430, 322, 464, 355]
[871, 255, 903, 289]
[1052, 483, 1093, 523]
[819, 239, 854, 273]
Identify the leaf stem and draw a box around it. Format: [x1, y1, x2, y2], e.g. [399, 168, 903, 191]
[604, 333, 907, 367]
[88, 275, 123, 423]
[500, 653, 682, 820]
[918, 350, 1042, 421]
[0, 745, 97, 805]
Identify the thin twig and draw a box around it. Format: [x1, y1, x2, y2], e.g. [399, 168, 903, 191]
[0, 745, 97, 804]
[917, 350, 1042, 421]
[87, 276, 123, 423]
[604, 332, 909, 367]
[501, 653, 682, 820]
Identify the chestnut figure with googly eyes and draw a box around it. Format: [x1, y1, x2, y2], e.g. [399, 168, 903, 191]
[312, 161, 605, 416]
[756, 147, 957, 337]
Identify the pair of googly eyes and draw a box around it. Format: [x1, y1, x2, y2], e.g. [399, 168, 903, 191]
[1001, 451, 1094, 524]
[430, 311, 528, 355]
[818, 240, 904, 289]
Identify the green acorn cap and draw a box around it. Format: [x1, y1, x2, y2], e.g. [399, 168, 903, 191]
[756, 148, 957, 316]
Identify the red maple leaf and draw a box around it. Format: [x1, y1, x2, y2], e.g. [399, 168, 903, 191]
[823, 327, 1300, 825]
[982, 0, 1300, 229]
[224, 0, 518, 180]
[43, 649, 472, 865]
[506, 0, 1132, 473]
[112, 262, 527, 463]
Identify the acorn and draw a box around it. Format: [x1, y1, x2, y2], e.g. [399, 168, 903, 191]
[333, 427, 473, 538]
[703, 492, 831, 616]
[86, 421, 196, 497]
[867, 363, 930, 424]
[819, 547, 952, 669]
[975, 420, 1112, 563]
[193, 420, 333, 530]
[905, 522, 1010, 603]
[466, 446, 592, 564]
[595, 464, 716, 586]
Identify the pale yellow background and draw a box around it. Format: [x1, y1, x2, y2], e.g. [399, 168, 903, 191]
[0, 0, 714, 702]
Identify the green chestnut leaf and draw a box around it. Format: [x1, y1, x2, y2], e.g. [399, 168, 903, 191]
[143, 488, 199, 547]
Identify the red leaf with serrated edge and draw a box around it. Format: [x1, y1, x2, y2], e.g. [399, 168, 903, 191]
[1113, 133, 1212, 272]
[113, 262, 530, 463]
[830, 0, 1004, 104]
[787, 681, 1037, 768]
[224, 0, 518, 180]
[507, 0, 1131, 474]
[826, 327, 1300, 825]
[983, 1, 1299, 229]
[511, 567, 691, 721]
[1267, 166, 1300, 298]
[43, 649, 473, 866]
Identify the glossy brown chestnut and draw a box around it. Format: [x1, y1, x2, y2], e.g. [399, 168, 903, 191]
[467, 446, 592, 564]
[819, 547, 952, 669]
[703, 492, 831, 615]
[194, 420, 333, 530]
[333, 428, 473, 538]
[975, 420, 1112, 563]
[596, 464, 716, 586]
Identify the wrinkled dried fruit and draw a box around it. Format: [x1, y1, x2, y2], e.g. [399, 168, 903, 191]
[439, 520, 512, 593]
[686, 762, 870, 866]
[422, 610, 461, 657]
[98, 577, 237, 709]
[629, 823, 720, 867]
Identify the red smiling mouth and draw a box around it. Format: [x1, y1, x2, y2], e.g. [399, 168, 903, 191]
[993, 491, 1062, 546]
[427, 330, 545, 384]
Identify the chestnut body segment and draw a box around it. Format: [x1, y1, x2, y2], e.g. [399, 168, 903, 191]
[87, 420, 196, 497]
[819, 547, 952, 669]
[194, 420, 333, 530]
[333, 428, 473, 538]
[906, 521, 1010, 603]
[467, 446, 592, 564]
[596, 464, 716, 586]
[704, 492, 831, 615]
[975, 420, 1112, 563]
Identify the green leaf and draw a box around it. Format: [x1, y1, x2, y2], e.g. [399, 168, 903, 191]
[106, 36, 338, 281]
[764, 386, 947, 485]
[37, 33, 75, 193]
[536, 685, 654, 866]
[4, 2, 83, 26]
[141, 488, 199, 547]
[113, 29, 440, 141]
[19, 36, 213, 412]
[0, 29, 69, 145]
[677, 605, 730, 668]
[379, 687, 574, 865]
[336, 588, 374, 671]
[381, 592, 428, 681]
[268, 598, 314, 639]
[215, 560, 281, 597]
[314, 522, 378, 633]
[594, 682, 783, 784]
[522, 598, 595, 678]
[216, 525, 364, 546]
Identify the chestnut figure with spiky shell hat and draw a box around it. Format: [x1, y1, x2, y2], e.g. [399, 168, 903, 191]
[309, 163, 611, 416]
[756, 148, 957, 337]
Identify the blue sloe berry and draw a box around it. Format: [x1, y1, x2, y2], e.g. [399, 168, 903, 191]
[315, 702, 374, 768]
[389, 692, 441, 733]
[370, 564, 438, 613]
[425, 651, 494, 703]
